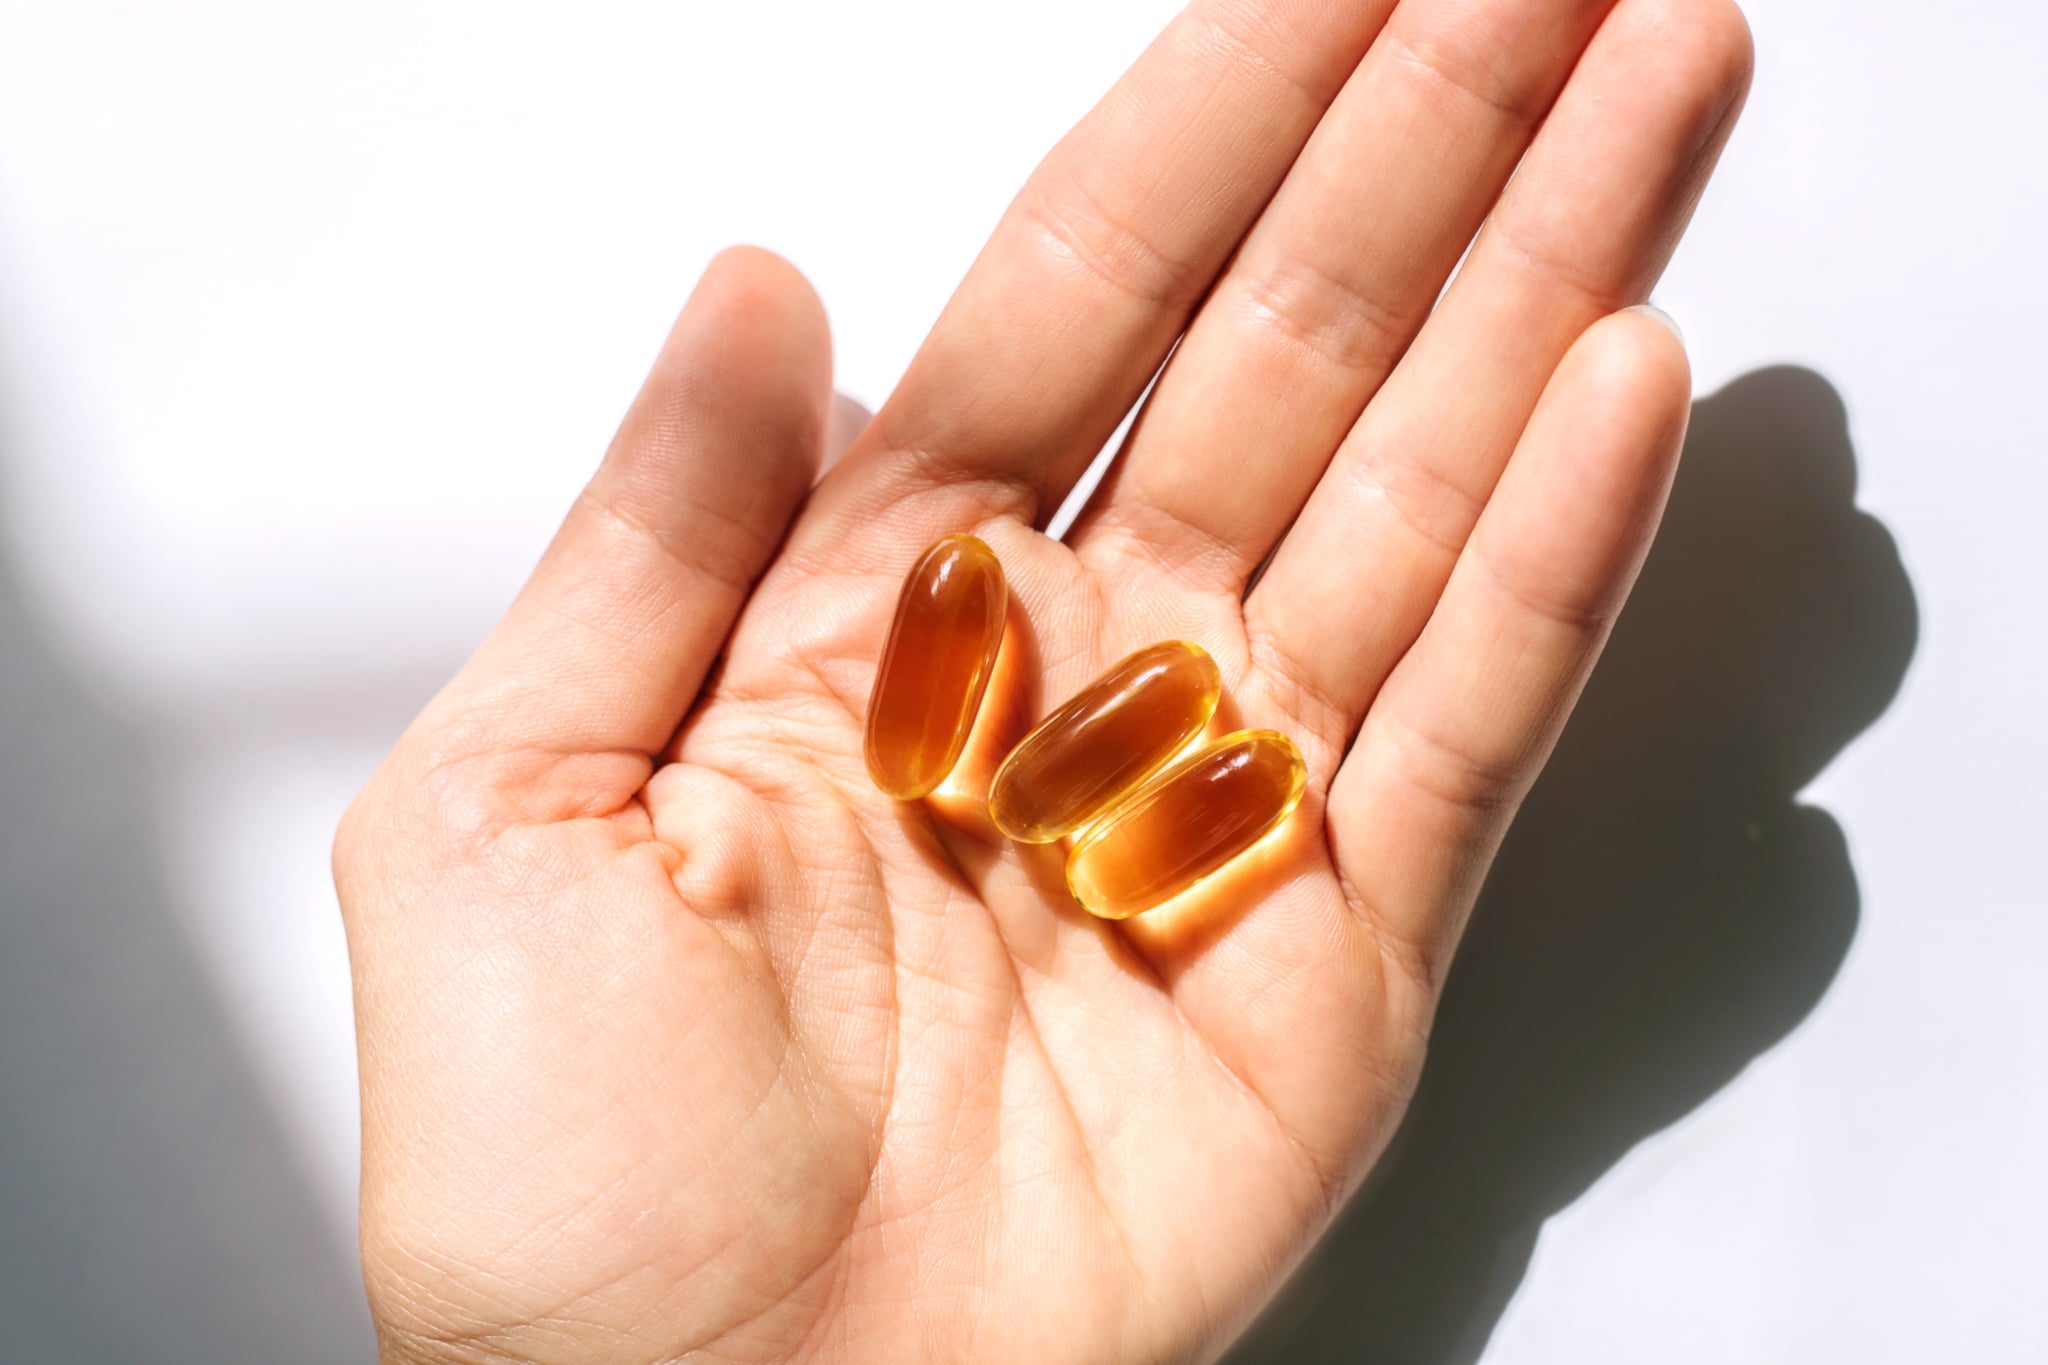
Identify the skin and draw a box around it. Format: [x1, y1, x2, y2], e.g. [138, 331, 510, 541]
[333, 0, 1754, 1360]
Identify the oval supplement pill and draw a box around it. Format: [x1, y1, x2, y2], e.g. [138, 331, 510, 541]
[864, 534, 1008, 800]
[1065, 729, 1307, 919]
[988, 641, 1221, 843]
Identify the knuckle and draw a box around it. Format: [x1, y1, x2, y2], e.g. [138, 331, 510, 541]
[1490, 208, 1617, 307]
[1087, 497, 1247, 594]
[1336, 864, 1449, 1005]
[1193, 0, 1328, 108]
[577, 484, 766, 601]
[1478, 545, 1614, 638]
[355, 710, 531, 870]
[1236, 251, 1411, 375]
[1244, 615, 1356, 756]
[1345, 430, 1490, 561]
[1014, 166, 1196, 309]
[1383, 14, 1545, 129]
[406, 729, 533, 852]
[1380, 705, 1528, 818]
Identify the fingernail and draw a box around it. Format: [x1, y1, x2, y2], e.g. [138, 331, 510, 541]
[1625, 303, 1684, 345]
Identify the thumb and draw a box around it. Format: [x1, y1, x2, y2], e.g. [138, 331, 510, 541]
[414, 246, 833, 814]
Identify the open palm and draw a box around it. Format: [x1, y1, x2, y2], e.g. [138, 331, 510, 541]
[336, 1, 1751, 1360]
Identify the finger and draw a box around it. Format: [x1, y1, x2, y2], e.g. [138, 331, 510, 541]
[1070, 0, 1618, 590]
[1245, 0, 1752, 753]
[797, 0, 1400, 551]
[1112, 307, 1688, 1183]
[1332, 308, 1691, 989]
[415, 247, 832, 804]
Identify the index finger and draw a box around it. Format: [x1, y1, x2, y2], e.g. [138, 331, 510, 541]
[810, 0, 1397, 540]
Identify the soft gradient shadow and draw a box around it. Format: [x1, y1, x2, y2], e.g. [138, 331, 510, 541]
[0, 538, 373, 1356]
[1225, 366, 1918, 1363]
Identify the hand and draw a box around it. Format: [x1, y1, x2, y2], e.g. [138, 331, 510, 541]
[335, 0, 1751, 1359]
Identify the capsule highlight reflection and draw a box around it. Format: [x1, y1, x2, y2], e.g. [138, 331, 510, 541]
[988, 642, 1221, 843]
[1065, 729, 1307, 920]
[863, 534, 1007, 800]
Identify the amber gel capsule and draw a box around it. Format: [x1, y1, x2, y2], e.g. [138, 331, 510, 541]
[1066, 729, 1307, 919]
[863, 534, 1008, 799]
[987, 642, 1221, 843]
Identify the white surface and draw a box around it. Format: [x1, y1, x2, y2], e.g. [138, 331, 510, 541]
[0, 0, 2040, 1358]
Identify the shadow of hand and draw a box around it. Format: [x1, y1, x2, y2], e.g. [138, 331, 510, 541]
[1227, 366, 1919, 1364]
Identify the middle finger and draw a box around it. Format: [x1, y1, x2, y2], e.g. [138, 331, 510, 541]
[1068, 0, 1620, 593]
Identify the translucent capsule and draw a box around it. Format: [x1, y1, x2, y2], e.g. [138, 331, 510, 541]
[1065, 729, 1307, 920]
[987, 642, 1221, 843]
[864, 534, 1008, 800]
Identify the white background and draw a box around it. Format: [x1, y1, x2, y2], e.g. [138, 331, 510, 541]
[0, 0, 2040, 1360]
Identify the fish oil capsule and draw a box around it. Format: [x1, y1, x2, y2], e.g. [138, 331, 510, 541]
[1065, 730, 1307, 920]
[988, 642, 1221, 843]
[864, 534, 1008, 800]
